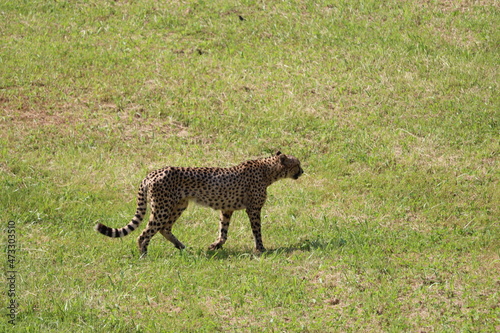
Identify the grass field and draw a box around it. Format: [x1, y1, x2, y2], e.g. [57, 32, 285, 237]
[1, 0, 499, 331]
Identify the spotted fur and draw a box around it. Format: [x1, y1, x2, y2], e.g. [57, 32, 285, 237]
[95, 152, 303, 256]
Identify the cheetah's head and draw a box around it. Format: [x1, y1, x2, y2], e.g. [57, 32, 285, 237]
[276, 151, 303, 180]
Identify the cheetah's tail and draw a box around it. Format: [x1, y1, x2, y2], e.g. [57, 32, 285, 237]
[94, 179, 148, 238]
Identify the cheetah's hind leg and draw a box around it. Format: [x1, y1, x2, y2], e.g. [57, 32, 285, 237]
[137, 217, 160, 258]
[209, 210, 234, 250]
[137, 209, 168, 257]
[159, 199, 188, 250]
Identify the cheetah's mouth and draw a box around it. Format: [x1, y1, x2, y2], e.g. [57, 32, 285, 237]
[292, 168, 304, 179]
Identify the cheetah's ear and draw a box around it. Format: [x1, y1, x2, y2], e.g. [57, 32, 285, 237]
[278, 152, 287, 164]
[275, 151, 282, 156]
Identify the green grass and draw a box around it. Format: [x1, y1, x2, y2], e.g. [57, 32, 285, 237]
[1, 0, 499, 331]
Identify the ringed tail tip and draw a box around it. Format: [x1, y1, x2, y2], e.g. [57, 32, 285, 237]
[95, 223, 106, 234]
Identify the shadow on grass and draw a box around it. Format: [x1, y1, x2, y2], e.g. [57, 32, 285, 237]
[196, 236, 347, 260]
[270, 236, 347, 255]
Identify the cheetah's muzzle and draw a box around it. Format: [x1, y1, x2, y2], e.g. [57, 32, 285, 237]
[293, 167, 304, 179]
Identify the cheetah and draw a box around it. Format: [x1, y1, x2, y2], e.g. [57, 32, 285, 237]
[95, 152, 303, 256]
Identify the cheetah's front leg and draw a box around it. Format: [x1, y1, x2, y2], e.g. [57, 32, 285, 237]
[246, 207, 266, 252]
[209, 210, 233, 250]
